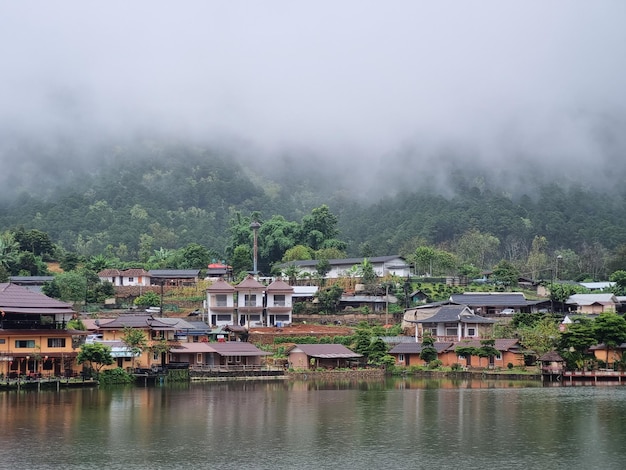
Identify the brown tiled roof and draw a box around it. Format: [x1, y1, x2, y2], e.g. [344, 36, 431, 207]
[207, 279, 235, 292]
[538, 350, 565, 362]
[98, 269, 121, 277]
[0, 283, 75, 314]
[389, 342, 454, 354]
[266, 278, 294, 292]
[450, 338, 521, 352]
[236, 275, 265, 290]
[171, 342, 270, 356]
[289, 344, 362, 359]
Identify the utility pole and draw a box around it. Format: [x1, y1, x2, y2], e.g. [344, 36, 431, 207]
[250, 221, 261, 276]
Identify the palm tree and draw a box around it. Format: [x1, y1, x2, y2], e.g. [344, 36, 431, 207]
[0, 232, 20, 273]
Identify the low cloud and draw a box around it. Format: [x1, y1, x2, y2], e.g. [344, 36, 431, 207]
[1, 1, 625, 198]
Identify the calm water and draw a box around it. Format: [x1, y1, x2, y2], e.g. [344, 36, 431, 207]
[1, 378, 625, 469]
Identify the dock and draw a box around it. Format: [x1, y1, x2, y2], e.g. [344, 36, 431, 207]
[542, 367, 626, 385]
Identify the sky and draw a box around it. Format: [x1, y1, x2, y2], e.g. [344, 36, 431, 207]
[1, 1, 626, 197]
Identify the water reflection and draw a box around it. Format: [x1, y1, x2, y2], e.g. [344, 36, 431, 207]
[0, 378, 625, 469]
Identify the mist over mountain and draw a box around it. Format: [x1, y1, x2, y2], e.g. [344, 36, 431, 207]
[2, 2, 626, 202]
[2, 1, 626, 276]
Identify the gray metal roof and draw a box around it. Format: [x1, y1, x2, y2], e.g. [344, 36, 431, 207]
[415, 305, 497, 324]
[450, 292, 529, 307]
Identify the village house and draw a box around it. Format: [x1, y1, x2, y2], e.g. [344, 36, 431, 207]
[206, 262, 234, 281]
[449, 292, 541, 315]
[287, 344, 363, 369]
[169, 341, 270, 370]
[0, 283, 83, 378]
[409, 304, 496, 342]
[149, 269, 200, 287]
[93, 314, 197, 371]
[276, 255, 411, 279]
[206, 275, 295, 328]
[265, 278, 294, 326]
[565, 293, 621, 314]
[98, 268, 151, 287]
[389, 339, 525, 369]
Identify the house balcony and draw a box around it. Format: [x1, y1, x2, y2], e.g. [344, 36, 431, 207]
[208, 306, 235, 313]
[266, 306, 292, 313]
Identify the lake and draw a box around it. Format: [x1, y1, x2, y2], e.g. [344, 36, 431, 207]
[1, 377, 625, 469]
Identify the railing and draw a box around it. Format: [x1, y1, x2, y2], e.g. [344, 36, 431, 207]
[189, 364, 280, 372]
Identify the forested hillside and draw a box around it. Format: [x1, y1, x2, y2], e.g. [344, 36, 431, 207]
[2, 141, 626, 281]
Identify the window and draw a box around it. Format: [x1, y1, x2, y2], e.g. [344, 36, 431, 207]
[430, 328, 437, 336]
[217, 314, 231, 322]
[445, 328, 458, 336]
[0, 339, 5, 344]
[245, 294, 256, 307]
[128, 277, 134, 283]
[197, 353, 202, 363]
[15, 340, 35, 348]
[495, 353, 502, 361]
[467, 328, 476, 336]
[153, 351, 159, 361]
[274, 295, 285, 306]
[215, 294, 227, 307]
[398, 354, 405, 362]
[47, 338, 66, 348]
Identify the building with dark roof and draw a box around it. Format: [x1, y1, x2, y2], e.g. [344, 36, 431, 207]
[0, 283, 82, 378]
[408, 304, 496, 342]
[287, 344, 363, 369]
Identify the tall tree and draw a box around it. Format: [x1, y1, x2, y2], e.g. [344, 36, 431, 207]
[592, 312, 626, 368]
[455, 229, 500, 270]
[77, 342, 114, 377]
[122, 327, 148, 370]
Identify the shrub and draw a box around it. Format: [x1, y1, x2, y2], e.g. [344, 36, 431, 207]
[451, 363, 463, 371]
[507, 362, 514, 370]
[99, 367, 134, 385]
[428, 359, 443, 369]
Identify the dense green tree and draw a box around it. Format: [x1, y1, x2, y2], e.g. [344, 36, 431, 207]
[491, 260, 520, 289]
[60, 252, 81, 272]
[455, 229, 500, 270]
[77, 342, 114, 377]
[13, 228, 55, 258]
[592, 312, 626, 368]
[315, 258, 331, 283]
[259, 215, 300, 267]
[230, 244, 252, 278]
[413, 246, 436, 276]
[549, 283, 589, 306]
[15, 251, 48, 276]
[314, 247, 346, 261]
[315, 283, 343, 313]
[525, 235, 548, 280]
[360, 258, 377, 287]
[609, 270, 626, 296]
[300, 205, 340, 251]
[476, 339, 500, 367]
[517, 316, 561, 358]
[178, 243, 216, 269]
[44, 271, 87, 303]
[0, 231, 20, 273]
[419, 332, 438, 363]
[282, 245, 312, 262]
[134, 291, 161, 307]
[122, 327, 148, 369]
[558, 318, 596, 369]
